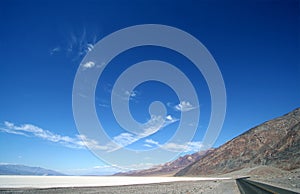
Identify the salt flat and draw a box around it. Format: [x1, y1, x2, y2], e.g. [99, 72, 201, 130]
[0, 176, 232, 188]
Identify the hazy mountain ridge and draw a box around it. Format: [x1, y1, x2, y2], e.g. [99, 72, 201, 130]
[176, 107, 300, 176]
[0, 164, 64, 176]
[115, 149, 214, 176]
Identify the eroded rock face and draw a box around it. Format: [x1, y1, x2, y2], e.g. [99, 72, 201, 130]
[176, 108, 300, 176]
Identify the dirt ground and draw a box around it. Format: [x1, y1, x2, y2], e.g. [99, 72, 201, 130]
[0, 180, 240, 194]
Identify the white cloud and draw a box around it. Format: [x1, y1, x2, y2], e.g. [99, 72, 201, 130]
[144, 139, 204, 152]
[0, 121, 109, 151]
[2, 115, 180, 154]
[86, 43, 94, 52]
[1, 120, 166, 153]
[174, 101, 197, 112]
[144, 138, 204, 153]
[77, 134, 113, 151]
[82, 61, 95, 69]
[165, 115, 178, 124]
[145, 139, 159, 146]
[143, 144, 153, 148]
[139, 115, 165, 136]
[162, 141, 204, 153]
[166, 115, 172, 121]
[112, 133, 138, 147]
[110, 115, 178, 152]
[4, 121, 14, 128]
[0, 127, 27, 136]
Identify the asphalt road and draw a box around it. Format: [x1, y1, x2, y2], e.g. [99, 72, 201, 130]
[236, 178, 299, 194]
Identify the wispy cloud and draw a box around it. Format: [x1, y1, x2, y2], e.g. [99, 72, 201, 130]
[0, 121, 108, 150]
[143, 143, 153, 148]
[86, 43, 94, 52]
[67, 29, 96, 60]
[50, 28, 97, 61]
[1, 117, 178, 153]
[144, 138, 204, 153]
[174, 101, 197, 112]
[143, 139, 159, 148]
[109, 115, 178, 152]
[49, 47, 61, 55]
[77, 134, 115, 151]
[0, 127, 28, 136]
[112, 133, 137, 148]
[145, 139, 159, 146]
[162, 141, 204, 152]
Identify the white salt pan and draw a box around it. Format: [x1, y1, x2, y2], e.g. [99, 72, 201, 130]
[0, 176, 232, 188]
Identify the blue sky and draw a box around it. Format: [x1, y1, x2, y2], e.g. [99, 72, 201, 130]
[0, 0, 299, 175]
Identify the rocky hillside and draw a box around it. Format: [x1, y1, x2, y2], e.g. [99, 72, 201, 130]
[176, 107, 300, 176]
[116, 149, 213, 176]
[0, 164, 64, 176]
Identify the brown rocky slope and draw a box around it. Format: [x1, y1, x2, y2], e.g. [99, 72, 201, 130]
[176, 107, 300, 176]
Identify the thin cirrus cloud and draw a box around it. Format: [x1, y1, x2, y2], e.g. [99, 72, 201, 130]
[67, 30, 96, 59]
[0, 121, 108, 151]
[1, 115, 178, 153]
[144, 138, 204, 153]
[145, 139, 159, 146]
[143, 139, 159, 148]
[162, 141, 205, 152]
[174, 101, 197, 112]
[108, 114, 178, 152]
[50, 28, 97, 61]
[49, 47, 61, 55]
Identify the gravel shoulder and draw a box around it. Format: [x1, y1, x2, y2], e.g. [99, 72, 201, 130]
[219, 165, 300, 193]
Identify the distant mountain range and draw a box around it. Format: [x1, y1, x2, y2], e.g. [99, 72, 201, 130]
[0, 164, 64, 176]
[176, 107, 300, 176]
[115, 149, 214, 176]
[116, 107, 300, 177]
